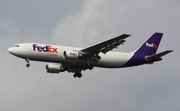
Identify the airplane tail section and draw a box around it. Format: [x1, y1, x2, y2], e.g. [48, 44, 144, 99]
[145, 50, 173, 60]
[135, 32, 163, 55]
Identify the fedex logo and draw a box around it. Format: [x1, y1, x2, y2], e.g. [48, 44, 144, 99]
[70, 52, 77, 56]
[146, 42, 158, 48]
[33, 44, 58, 53]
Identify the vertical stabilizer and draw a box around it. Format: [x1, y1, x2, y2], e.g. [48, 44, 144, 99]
[135, 32, 163, 55]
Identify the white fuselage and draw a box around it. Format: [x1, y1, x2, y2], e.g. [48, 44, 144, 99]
[8, 43, 134, 68]
[8, 33, 171, 78]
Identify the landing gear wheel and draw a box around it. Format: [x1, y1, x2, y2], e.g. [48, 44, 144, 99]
[25, 59, 30, 67]
[26, 64, 30, 67]
[77, 74, 82, 78]
[73, 74, 77, 78]
[88, 66, 93, 70]
[73, 73, 82, 78]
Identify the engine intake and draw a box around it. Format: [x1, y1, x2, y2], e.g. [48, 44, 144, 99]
[63, 50, 82, 60]
[45, 64, 64, 73]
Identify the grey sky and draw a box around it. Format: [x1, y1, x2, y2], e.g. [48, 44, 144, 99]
[0, 0, 179, 111]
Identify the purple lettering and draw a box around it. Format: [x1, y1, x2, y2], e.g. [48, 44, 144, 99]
[33, 44, 37, 51]
[32, 44, 58, 53]
[43, 46, 48, 52]
[37, 46, 42, 51]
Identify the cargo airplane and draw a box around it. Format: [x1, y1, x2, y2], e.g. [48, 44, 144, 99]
[8, 32, 173, 78]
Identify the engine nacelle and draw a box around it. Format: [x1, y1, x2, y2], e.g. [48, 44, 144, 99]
[63, 50, 82, 60]
[45, 64, 64, 73]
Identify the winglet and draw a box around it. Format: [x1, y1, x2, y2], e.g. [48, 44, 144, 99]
[145, 50, 173, 60]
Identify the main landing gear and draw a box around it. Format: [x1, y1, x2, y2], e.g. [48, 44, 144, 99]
[73, 73, 82, 78]
[25, 59, 30, 67]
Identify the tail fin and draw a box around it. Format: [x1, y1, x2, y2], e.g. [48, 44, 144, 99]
[135, 32, 163, 55]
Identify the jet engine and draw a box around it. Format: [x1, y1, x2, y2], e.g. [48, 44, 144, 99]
[63, 50, 83, 60]
[45, 64, 64, 73]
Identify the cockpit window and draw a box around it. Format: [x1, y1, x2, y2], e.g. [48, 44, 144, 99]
[14, 45, 19, 47]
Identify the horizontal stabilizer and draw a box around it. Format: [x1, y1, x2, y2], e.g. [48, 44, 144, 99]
[145, 50, 173, 60]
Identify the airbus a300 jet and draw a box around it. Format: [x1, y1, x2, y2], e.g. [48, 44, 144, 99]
[8, 32, 173, 78]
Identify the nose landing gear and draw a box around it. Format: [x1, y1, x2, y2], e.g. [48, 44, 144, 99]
[25, 59, 30, 67]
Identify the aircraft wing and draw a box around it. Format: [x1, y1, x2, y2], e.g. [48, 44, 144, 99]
[59, 34, 130, 72]
[81, 34, 130, 55]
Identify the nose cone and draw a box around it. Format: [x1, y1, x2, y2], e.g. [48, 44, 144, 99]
[8, 47, 18, 55]
[8, 47, 13, 54]
[8, 46, 26, 58]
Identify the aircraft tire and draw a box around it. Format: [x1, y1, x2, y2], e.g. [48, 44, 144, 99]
[77, 73, 82, 78]
[73, 74, 77, 78]
[88, 66, 93, 70]
[26, 64, 30, 67]
[73, 73, 82, 78]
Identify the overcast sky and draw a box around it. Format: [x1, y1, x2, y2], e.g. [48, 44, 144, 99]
[0, 0, 180, 111]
